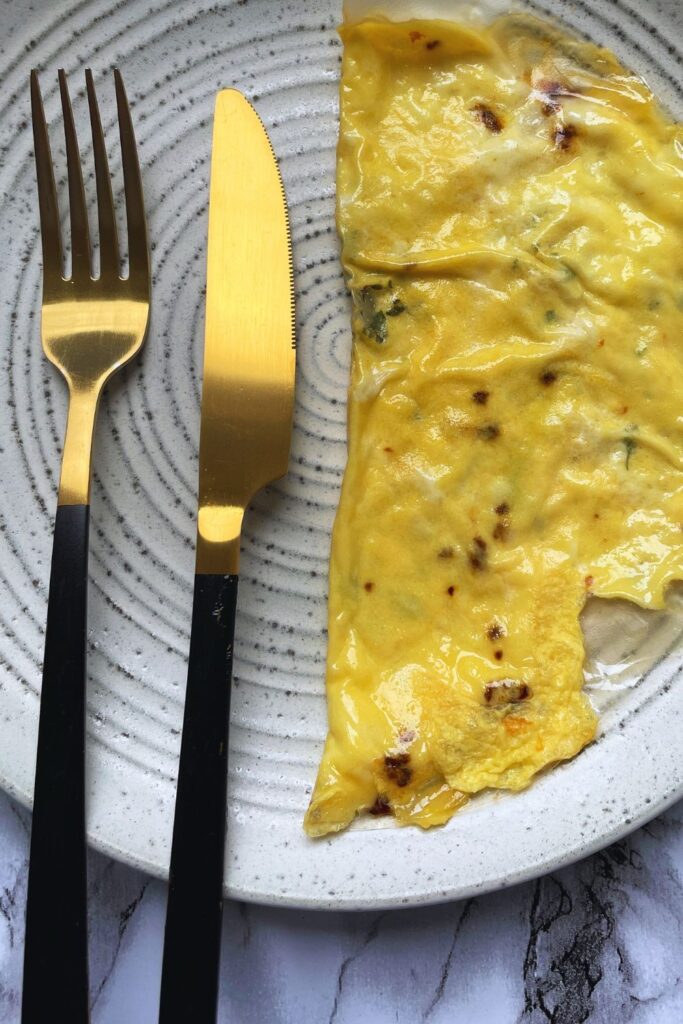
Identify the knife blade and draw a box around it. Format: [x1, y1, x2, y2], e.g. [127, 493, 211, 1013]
[159, 89, 295, 1024]
[197, 87, 295, 574]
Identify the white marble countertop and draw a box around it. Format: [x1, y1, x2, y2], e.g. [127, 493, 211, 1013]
[1, 789, 682, 1022]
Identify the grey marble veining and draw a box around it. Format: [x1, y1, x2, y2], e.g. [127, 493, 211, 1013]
[1, 789, 682, 1022]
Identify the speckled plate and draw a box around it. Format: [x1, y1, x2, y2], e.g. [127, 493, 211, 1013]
[0, 0, 681, 910]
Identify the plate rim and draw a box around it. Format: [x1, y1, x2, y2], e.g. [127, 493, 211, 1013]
[2, 755, 682, 910]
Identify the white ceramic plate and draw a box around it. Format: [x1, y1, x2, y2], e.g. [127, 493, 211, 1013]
[0, 0, 681, 910]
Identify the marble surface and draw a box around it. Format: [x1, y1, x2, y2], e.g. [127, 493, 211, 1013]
[1, 789, 682, 1022]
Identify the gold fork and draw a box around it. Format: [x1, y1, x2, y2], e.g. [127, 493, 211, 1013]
[23, 70, 149, 1023]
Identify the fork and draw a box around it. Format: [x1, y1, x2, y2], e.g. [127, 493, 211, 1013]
[22, 69, 149, 1023]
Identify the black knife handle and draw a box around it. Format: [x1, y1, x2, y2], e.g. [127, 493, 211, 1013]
[22, 504, 90, 1024]
[159, 572, 238, 1024]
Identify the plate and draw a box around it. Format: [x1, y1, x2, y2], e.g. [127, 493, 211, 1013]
[0, 0, 681, 910]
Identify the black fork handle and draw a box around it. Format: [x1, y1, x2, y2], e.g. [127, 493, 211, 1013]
[159, 572, 238, 1024]
[22, 504, 90, 1023]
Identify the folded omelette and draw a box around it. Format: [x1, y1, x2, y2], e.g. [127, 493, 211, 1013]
[304, 12, 683, 836]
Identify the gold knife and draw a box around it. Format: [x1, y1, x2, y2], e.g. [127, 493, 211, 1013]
[159, 89, 295, 1023]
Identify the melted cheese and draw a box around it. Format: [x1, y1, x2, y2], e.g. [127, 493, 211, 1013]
[304, 13, 683, 836]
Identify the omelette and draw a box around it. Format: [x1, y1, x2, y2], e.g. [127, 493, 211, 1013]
[304, 12, 683, 836]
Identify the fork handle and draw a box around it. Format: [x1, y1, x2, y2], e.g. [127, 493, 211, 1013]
[159, 572, 238, 1024]
[22, 504, 90, 1024]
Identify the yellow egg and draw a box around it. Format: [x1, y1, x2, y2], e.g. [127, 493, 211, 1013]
[304, 13, 683, 837]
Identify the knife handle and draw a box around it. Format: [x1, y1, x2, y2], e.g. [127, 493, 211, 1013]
[159, 572, 238, 1024]
[23, 504, 90, 1024]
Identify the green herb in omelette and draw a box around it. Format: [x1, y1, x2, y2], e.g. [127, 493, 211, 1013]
[622, 436, 637, 469]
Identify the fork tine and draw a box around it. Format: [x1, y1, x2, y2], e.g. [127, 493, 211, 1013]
[30, 71, 64, 288]
[85, 69, 119, 280]
[58, 69, 91, 281]
[114, 70, 149, 286]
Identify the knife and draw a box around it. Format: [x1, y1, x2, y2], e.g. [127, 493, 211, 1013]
[158, 89, 295, 1023]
